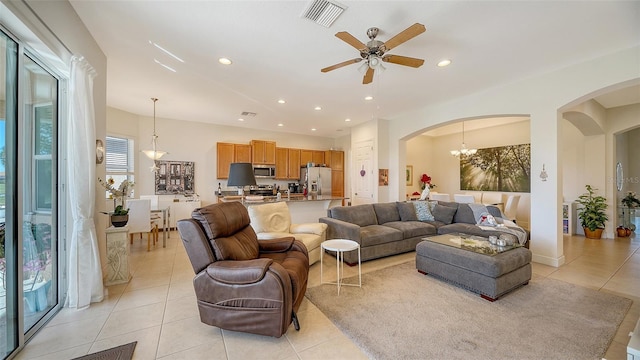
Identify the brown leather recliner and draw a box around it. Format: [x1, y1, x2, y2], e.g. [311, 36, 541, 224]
[177, 202, 309, 337]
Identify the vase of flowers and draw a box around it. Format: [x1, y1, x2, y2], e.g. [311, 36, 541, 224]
[620, 191, 639, 231]
[99, 178, 134, 227]
[621, 191, 640, 208]
[420, 173, 436, 191]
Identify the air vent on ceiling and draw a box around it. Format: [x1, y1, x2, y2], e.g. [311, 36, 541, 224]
[240, 111, 257, 117]
[302, 0, 346, 28]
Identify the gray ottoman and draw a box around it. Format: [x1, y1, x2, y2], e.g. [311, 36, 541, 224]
[415, 237, 532, 301]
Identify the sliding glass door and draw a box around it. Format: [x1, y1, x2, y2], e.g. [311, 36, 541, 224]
[0, 29, 19, 360]
[0, 27, 62, 359]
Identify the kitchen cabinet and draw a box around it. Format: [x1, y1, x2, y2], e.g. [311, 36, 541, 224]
[217, 142, 253, 179]
[300, 150, 312, 166]
[300, 149, 325, 166]
[251, 140, 276, 164]
[275, 147, 301, 180]
[324, 150, 345, 197]
[288, 149, 301, 180]
[312, 151, 325, 165]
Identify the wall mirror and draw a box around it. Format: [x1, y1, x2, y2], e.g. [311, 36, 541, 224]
[616, 162, 624, 191]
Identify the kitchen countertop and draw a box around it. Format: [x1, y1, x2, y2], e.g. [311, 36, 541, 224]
[220, 195, 345, 203]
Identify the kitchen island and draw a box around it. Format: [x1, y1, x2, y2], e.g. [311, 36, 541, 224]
[218, 195, 346, 224]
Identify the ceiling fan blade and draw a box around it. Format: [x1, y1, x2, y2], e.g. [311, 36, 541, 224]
[321, 58, 362, 73]
[383, 23, 426, 51]
[382, 54, 425, 68]
[363, 67, 374, 84]
[335, 31, 367, 51]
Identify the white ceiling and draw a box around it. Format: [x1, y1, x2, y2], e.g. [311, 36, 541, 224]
[69, 1, 640, 138]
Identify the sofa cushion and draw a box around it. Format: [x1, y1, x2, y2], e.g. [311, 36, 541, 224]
[453, 203, 476, 224]
[360, 225, 404, 247]
[373, 202, 401, 224]
[413, 201, 434, 221]
[432, 204, 457, 224]
[330, 204, 378, 227]
[383, 221, 437, 239]
[486, 205, 503, 219]
[396, 202, 418, 221]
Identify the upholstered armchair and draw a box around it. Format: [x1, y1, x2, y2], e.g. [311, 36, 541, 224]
[177, 202, 309, 338]
[248, 201, 327, 265]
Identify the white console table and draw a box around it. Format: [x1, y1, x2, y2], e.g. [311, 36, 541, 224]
[158, 200, 201, 229]
[105, 226, 131, 286]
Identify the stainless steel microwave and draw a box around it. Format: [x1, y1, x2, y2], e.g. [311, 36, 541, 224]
[253, 165, 276, 178]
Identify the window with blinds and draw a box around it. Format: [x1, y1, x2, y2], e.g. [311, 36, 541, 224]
[105, 136, 134, 197]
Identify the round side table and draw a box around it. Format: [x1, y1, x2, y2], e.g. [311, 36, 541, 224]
[321, 239, 362, 295]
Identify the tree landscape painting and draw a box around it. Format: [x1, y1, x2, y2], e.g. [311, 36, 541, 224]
[460, 144, 530, 192]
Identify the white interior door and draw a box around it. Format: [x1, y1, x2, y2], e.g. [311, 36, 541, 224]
[353, 140, 374, 205]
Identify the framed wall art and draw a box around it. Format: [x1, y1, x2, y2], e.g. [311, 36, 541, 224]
[460, 143, 530, 192]
[406, 165, 413, 186]
[154, 160, 195, 195]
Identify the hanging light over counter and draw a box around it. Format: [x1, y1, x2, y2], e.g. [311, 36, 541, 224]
[142, 97, 168, 170]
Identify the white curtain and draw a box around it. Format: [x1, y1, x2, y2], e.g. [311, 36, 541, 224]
[67, 56, 104, 308]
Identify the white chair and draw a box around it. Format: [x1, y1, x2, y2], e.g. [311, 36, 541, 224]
[140, 194, 162, 229]
[454, 194, 476, 203]
[127, 199, 158, 251]
[481, 192, 503, 210]
[248, 201, 327, 265]
[430, 193, 451, 202]
[503, 195, 521, 223]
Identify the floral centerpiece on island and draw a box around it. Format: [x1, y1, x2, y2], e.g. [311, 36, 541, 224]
[621, 191, 640, 208]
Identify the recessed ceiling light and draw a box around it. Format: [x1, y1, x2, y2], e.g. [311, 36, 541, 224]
[238, 118, 244, 122]
[311, 128, 317, 131]
[345, 118, 351, 122]
[219, 58, 232, 65]
[314, 106, 322, 111]
[277, 123, 284, 127]
[437, 59, 452, 67]
[364, 96, 373, 101]
[278, 99, 286, 104]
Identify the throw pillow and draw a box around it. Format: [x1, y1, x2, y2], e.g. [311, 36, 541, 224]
[413, 201, 434, 221]
[396, 202, 418, 221]
[432, 204, 457, 224]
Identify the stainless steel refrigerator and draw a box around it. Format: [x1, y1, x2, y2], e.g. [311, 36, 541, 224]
[300, 166, 332, 196]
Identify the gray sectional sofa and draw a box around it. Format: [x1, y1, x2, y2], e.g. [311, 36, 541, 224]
[319, 200, 528, 264]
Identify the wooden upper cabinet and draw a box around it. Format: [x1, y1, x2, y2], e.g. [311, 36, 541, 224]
[235, 144, 252, 163]
[300, 150, 312, 167]
[312, 151, 324, 165]
[331, 170, 344, 197]
[275, 147, 288, 179]
[217, 142, 235, 179]
[325, 150, 344, 171]
[288, 149, 301, 180]
[251, 140, 276, 164]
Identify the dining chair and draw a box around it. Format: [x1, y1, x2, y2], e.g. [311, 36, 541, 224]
[127, 199, 157, 251]
[430, 193, 451, 202]
[140, 194, 162, 230]
[503, 195, 521, 223]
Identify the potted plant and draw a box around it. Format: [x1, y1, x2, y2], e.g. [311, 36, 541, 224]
[110, 205, 129, 227]
[576, 185, 608, 239]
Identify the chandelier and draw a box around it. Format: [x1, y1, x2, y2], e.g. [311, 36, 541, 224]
[450, 121, 477, 157]
[141, 97, 168, 170]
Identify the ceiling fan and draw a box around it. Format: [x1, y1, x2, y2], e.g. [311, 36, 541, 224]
[321, 23, 426, 84]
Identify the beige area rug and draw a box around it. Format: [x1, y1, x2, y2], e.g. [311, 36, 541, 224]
[306, 261, 632, 360]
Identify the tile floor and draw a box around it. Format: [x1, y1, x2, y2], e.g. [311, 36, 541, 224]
[12, 231, 640, 360]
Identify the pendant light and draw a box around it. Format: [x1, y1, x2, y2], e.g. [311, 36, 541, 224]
[450, 121, 477, 157]
[142, 97, 167, 170]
